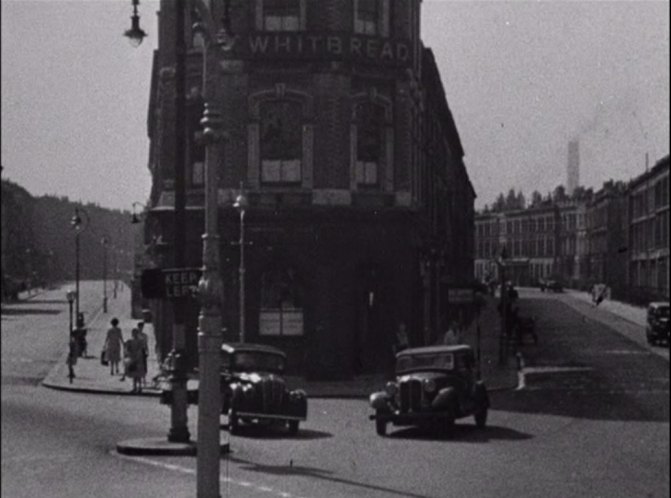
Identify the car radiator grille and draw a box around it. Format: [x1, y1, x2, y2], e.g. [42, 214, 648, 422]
[261, 376, 284, 413]
[399, 379, 423, 412]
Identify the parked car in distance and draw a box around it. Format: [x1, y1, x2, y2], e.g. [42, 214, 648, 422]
[539, 278, 563, 292]
[646, 302, 670, 345]
[369, 345, 489, 436]
[220, 343, 307, 435]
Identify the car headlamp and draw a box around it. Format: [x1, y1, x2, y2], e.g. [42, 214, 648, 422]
[424, 378, 437, 393]
[385, 382, 398, 396]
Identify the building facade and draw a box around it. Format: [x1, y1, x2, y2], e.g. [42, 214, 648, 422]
[627, 155, 669, 303]
[474, 200, 584, 287]
[475, 155, 670, 304]
[584, 181, 628, 299]
[142, 0, 475, 379]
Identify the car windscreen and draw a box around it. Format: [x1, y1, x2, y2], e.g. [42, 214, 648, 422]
[233, 352, 285, 373]
[396, 352, 454, 373]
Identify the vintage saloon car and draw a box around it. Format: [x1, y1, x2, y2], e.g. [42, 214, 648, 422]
[221, 343, 307, 435]
[369, 345, 489, 436]
[646, 302, 670, 345]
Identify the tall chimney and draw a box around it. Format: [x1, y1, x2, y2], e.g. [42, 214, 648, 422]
[567, 140, 580, 195]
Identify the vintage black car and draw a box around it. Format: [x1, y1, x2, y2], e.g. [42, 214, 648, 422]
[646, 302, 670, 345]
[369, 345, 489, 436]
[221, 343, 307, 435]
[539, 278, 563, 292]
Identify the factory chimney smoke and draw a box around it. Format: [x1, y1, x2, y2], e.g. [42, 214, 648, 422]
[567, 140, 580, 196]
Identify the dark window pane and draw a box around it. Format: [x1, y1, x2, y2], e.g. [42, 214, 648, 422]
[260, 101, 302, 161]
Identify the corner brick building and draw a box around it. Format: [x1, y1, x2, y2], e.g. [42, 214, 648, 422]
[139, 0, 475, 379]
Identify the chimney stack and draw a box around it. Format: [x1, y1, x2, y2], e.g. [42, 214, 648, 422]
[567, 140, 580, 195]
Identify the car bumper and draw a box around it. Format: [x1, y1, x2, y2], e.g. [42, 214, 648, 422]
[235, 411, 306, 422]
[648, 327, 670, 340]
[370, 410, 451, 425]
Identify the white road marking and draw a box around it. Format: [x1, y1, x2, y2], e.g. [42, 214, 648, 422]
[111, 451, 308, 498]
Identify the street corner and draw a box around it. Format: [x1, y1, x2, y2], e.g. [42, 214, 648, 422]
[116, 437, 201, 457]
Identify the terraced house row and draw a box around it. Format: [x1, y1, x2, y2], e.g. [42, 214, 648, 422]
[474, 155, 670, 304]
[134, 0, 475, 379]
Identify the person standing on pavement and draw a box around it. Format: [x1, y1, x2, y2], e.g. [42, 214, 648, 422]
[104, 318, 124, 376]
[393, 322, 410, 355]
[125, 328, 146, 393]
[442, 321, 461, 345]
[66, 335, 78, 382]
[137, 321, 149, 388]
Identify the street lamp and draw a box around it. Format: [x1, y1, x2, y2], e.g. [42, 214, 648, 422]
[66, 290, 76, 383]
[495, 247, 509, 366]
[131, 201, 146, 224]
[234, 183, 249, 343]
[192, 7, 235, 497]
[128, 0, 192, 446]
[124, 0, 146, 48]
[101, 236, 110, 313]
[70, 206, 89, 322]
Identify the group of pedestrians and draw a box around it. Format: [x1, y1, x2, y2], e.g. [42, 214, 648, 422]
[103, 318, 148, 393]
[392, 319, 466, 357]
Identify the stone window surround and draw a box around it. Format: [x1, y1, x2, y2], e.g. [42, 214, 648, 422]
[353, 0, 391, 37]
[350, 88, 394, 193]
[254, 0, 391, 37]
[255, 0, 307, 31]
[247, 83, 315, 190]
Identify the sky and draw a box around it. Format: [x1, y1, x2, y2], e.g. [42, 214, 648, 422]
[1, 0, 669, 211]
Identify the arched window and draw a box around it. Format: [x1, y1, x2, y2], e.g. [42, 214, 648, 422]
[260, 100, 302, 184]
[259, 267, 304, 336]
[355, 102, 385, 186]
[353, 0, 390, 37]
[186, 90, 205, 187]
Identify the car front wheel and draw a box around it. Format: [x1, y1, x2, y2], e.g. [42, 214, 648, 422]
[228, 409, 240, 435]
[288, 420, 300, 435]
[474, 406, 488, 428]
[375, 412, 387, 436]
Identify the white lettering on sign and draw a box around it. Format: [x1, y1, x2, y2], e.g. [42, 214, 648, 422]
[242, 33, 411, 66]
[163, 269, 201, 299]
[448, 288, 475, 304]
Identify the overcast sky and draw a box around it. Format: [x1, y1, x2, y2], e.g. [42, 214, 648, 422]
[1, 0, 669, 211]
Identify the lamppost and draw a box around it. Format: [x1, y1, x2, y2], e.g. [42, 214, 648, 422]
[127, 0, 192, 445]
[101, 236, 110, 313]
[131, 201, 146, 224]
[495, 247, 508, 365]
[123, 0, 146, 47]
[234, 183, 249, 343]
[66, 289, 76, 383]
[70, 207, 89, 321]
[112, 247, 119, 299]
[192, 7, 235, 496]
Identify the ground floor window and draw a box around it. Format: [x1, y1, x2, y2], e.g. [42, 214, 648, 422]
[259, 267, 304, 336]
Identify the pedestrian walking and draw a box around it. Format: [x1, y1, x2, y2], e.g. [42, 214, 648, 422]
[594, 283, 607, 307]
[137, 321, 149, 387]
[442, 321, 461, 345]
[392, 322, 410, 355]
[66, 335, 78, 383]
[75, 312, 87, 357]
[124, 328, 147, 393]
[104, 318, 124, 376]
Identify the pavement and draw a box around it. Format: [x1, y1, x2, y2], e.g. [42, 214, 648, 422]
[563, 288, 647, 327]
[40, 283, 521, 399]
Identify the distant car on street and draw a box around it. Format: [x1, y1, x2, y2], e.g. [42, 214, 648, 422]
[646, 302, 669, 345]
[369, 345, 489, 436]
[220, 343, 307, 435]
[539, 278, 563, 293]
